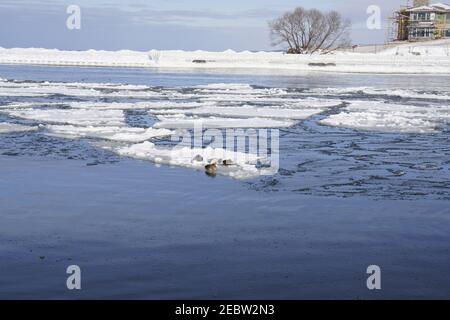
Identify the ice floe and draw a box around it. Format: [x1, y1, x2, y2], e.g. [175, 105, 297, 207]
[2, 75, 450, 181]
[114, 141, 272, 179]
[307, 87, 450, 101]
[195, 83, 254, 91]
[0, 102, 65, 109]
[0, 122, 38, 134]
[46, 125, 173, 142]
[194, 84, 289, 97]
[148, 105, 328, 120]
[153, 115, 296, 129]
[0, 80, 166, 98]
[0, 101, 210, 110]
[198, 94, 340, 105]
[320, 101, 450, 133]
[69, 101, 210, 110]
[4, 109, 125, 126]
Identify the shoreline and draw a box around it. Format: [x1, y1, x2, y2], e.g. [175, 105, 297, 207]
[2, 61, 450, 76]
[1, 45, 450, 75]
[4, 62, 450, 77]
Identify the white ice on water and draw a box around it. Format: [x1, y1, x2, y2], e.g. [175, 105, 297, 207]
[46, 125, 173, 142]
[69, 101, 209, 110]
[5, 109, 125, 126]
[320, 101, 450, 133]
[1, 77, 450, 178]
[0, 101, 212, 110]
[0, 122, 38, 134]
[195, 83, 254, 90]
[307, 87, 450, 101]
[154, 115, 296, 129]
[0, 80, 166, 98]
[148, 105, 329, 120]
[114, 141, 269, 179]
[0, 102, 64, 109]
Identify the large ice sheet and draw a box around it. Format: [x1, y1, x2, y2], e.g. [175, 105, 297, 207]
[0, 122, 38, 134]
[154, 115, 296, 129]
[0, 80, 166, 98]
[199, 94, 342, 105]
[307, 87, 450, 101]
[148, 105, 328, 120]
[0, 102, 65, 109]
[5, 109, 125, 126]
[46, 125, 173, 142]
[195, 83, 254, 90]
[320, 101, 450, 133]
[0, 101, 209, 110]
[114, 141, 269, 179]
[69, 101, 210, 110]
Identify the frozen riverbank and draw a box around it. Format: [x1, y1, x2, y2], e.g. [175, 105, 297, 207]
[1, 40, 450, 74]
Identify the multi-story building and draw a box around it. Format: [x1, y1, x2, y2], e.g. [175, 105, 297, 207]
[395, 1, 450, 41]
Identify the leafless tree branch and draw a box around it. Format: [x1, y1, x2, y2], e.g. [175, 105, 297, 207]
[269, 7, 351, 54]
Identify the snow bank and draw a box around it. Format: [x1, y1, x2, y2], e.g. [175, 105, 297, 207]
[1, 43, 450, 74]
[0, 48, 152, 68]
[320, 101, 450, 133]
[379, 39, 450, 57]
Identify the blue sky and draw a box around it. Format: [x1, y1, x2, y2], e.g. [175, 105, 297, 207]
[0, 0, 403, 51]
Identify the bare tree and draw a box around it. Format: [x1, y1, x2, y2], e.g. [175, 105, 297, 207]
[269, 7, 351, 54]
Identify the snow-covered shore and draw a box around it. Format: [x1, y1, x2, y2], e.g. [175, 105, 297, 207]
[1, 40, 450, 74]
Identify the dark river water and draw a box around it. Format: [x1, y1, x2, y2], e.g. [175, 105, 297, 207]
[0, 65, 449, 299]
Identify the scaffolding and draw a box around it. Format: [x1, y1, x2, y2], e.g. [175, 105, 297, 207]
[435, 14, 447, 39]
[387, 6, 410, 43]
[386, 18, 397, 44]
[389, 0, 450, 42]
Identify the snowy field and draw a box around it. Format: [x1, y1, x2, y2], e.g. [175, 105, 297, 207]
[1, 39, 450, 74]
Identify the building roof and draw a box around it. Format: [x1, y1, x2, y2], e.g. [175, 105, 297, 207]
[432, 2, 450, 10]
[407, 2, 450, 12]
